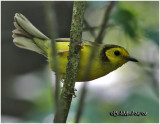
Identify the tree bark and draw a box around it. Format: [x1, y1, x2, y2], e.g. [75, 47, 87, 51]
[54, 1, 85, 123]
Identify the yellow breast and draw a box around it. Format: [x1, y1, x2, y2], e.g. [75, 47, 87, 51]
[55, 42, 113, 82]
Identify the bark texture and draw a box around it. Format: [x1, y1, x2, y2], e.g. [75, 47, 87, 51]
[54, 1, 85, 123]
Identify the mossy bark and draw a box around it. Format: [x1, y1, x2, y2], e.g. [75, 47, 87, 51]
[54, 1, 85, 123]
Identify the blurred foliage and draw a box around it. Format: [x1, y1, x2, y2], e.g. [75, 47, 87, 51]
[66, 82, 159, 123]
[112, 8, 138, 39]
[118, 1, 159, 44]
[80, 93, 158, 123]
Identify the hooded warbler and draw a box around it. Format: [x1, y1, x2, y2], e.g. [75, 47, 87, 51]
[12, 13, 138, 82]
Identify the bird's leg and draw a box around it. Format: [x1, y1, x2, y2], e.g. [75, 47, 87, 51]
[74, 88, 77, 91]
[69, 87, 77, 98]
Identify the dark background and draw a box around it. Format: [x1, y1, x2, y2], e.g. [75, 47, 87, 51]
[2, 1, 73, 121]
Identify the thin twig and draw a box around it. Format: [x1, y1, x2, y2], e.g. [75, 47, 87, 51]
[75, 82, 88, 123]
[83, 23, 115, 31]
[43, 1, 61, 122]
[137, 61, 159, 97]
[95, 1, 115, 44]
[54, 1, 86, 123]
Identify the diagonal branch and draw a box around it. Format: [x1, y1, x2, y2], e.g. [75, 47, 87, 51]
[75, 82, 88, 123]
[95, 1, 115, 44]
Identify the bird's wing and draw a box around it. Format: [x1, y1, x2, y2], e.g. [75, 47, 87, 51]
[55, 38, 96, 55]
[55, 38, 97, 47]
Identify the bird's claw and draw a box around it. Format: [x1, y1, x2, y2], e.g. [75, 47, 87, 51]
[73, 93, 77, 98]
[70, 91, 77, 98]
[74, 88, 77, 91]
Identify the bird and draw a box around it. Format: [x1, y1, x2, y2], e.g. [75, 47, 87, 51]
[12, 13, 138, 82]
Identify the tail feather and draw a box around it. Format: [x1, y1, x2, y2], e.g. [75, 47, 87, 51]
[13, 13, 49, 39]
[13, 36, 46, 55]
[13, 21, 32, 38]
[12, 13, 49, 56]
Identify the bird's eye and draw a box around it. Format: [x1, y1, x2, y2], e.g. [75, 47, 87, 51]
[114, 50, 120, 56]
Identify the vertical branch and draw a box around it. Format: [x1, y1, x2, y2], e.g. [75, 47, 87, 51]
[43, 1, 61, 122]
[75, 1, 115, 122]
[54, 1, 86, 123]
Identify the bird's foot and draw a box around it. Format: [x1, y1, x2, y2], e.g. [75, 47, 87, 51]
[73, 93, 77, 98]
[74, 88, 77, 91]
[70, 88, 77, 98]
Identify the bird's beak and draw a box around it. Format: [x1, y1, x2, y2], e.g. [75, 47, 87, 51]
[123, 56, 138, 62]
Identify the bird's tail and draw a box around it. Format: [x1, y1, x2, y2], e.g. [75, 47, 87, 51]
[12, 13, 49, 56]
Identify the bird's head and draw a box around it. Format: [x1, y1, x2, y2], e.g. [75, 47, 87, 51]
[101, 45, 138, 67]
